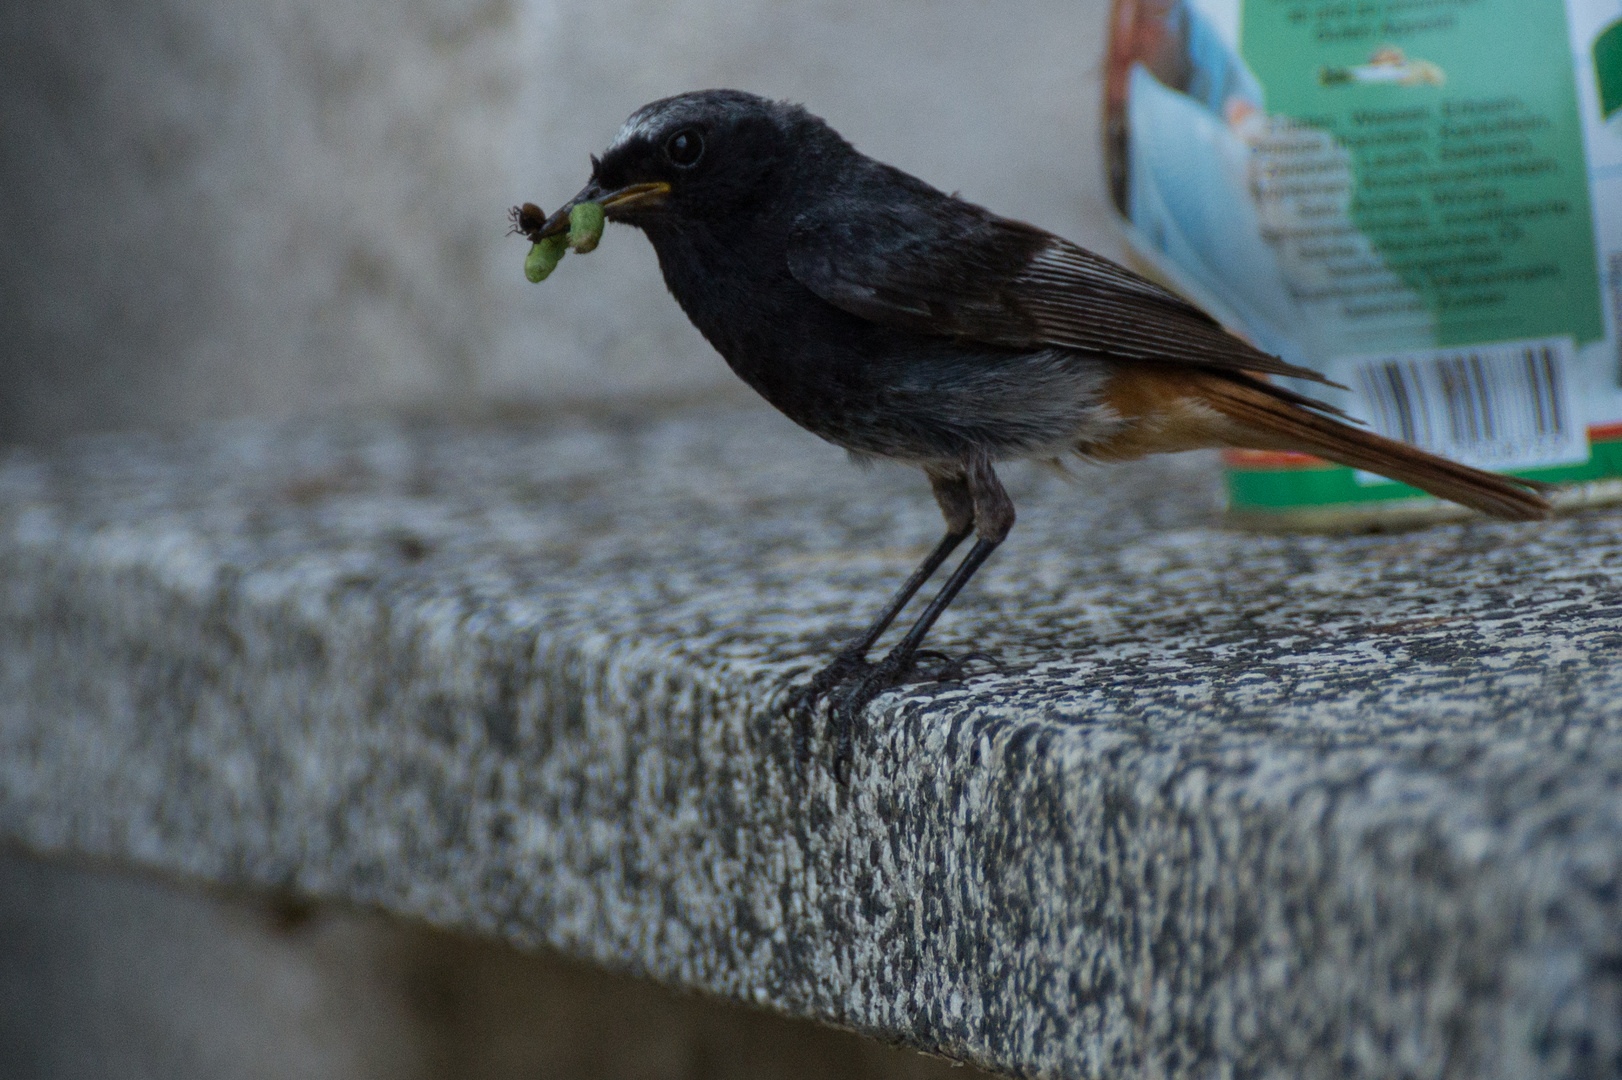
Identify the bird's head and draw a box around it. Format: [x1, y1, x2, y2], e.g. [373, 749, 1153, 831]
[529, 90, 840, 240]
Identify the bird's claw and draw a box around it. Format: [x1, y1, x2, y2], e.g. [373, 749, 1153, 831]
[826, 648, 921, 783]
[911, 649, 1002, 683]
[785, 646, 874, 771]
[787, 646, 1001, 783]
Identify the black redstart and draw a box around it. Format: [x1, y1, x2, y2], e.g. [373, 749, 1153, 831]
[515, 90, 1549, 776]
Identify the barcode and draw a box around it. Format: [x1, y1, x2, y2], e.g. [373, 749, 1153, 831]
[1346, 336, 1587, 475]
[1609, 252, 1622, 380]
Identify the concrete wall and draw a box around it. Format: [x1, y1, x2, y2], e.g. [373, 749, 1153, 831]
[0, 0, 1124, 443]
[0, 852, 997, 1080]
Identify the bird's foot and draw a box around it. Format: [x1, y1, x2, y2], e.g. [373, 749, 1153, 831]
[785, 645, 875, 771]
[824, 646, 923, 784]
[789, 646, 1002, 783]
[822, 646, 994, 781]
[910, 649, 1002, 684]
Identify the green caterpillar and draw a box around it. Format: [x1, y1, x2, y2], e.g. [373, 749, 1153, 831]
[519, 201, 605, 283]
[568, 202, 605, 254]
[524, 233, 568, 283]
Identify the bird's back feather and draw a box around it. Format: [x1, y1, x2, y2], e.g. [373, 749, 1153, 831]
[786, 169, 1338, 387]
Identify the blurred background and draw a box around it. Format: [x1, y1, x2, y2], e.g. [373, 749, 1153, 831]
[0, 0, 1126, 445]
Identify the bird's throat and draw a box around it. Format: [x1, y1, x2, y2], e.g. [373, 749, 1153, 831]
[644, 221, 803, 380]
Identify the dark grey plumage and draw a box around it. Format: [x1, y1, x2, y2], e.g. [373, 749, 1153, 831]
[522, 89, 1549, 779]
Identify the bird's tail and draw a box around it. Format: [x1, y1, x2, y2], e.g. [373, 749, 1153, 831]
[1194, 372, 1551, 521]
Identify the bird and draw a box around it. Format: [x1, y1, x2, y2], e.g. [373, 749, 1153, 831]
[516, 89, 1550, 778]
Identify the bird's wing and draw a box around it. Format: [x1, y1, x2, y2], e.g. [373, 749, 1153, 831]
[786, 195, 1336, 386]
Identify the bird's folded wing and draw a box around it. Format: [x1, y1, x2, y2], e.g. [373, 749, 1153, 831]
[786, 198, 1336, 387]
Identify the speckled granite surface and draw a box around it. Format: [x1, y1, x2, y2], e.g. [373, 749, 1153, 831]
[1, 403, 1620, 1079]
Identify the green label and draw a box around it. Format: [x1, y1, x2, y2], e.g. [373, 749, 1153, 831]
[1596, 17, 1622, 120]
[1241, 0, 1604, 349]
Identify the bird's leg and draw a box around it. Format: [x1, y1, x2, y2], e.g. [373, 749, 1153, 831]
[786, 470, 974, 765]
[827, 457, 1014, 780]
[794, 527, 969, 694]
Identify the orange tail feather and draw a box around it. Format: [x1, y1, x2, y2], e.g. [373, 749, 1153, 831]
[1194, 373, 1551, 521]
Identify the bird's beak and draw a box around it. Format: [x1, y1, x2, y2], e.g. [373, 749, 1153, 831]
[533, 180, 672, 238]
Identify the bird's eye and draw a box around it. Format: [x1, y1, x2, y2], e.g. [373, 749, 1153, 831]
[664, 128, 704, 168]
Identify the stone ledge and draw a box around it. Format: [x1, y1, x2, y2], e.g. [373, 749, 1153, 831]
[2, 404, 1620, 1079]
